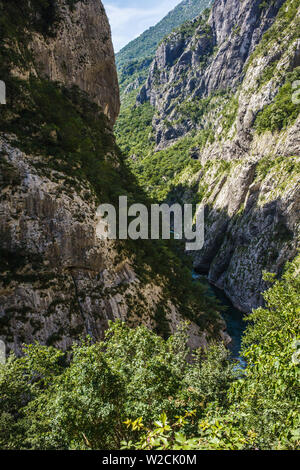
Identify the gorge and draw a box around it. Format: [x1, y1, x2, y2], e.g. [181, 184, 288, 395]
[116, 0, 300, 313]
[0, 0, 299, 451]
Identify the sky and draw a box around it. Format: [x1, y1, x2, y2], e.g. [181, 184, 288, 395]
[102, 0, 181, 53]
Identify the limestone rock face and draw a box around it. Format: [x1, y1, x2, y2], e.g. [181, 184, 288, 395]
[30, 0, 120, 124]
[189, 153, 300, 312]
[0, 136, 212, 354]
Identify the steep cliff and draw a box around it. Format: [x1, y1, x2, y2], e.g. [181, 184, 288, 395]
[0, 0, 224, 353]
[117, 0, 300, 312]
[29, 0, 120, 124]
[1, 0, 119, 125]
[137, 0, 288, 148]
[1, 135, 225, 353]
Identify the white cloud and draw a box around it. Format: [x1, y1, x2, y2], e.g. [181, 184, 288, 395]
[103, 1, 180, 52]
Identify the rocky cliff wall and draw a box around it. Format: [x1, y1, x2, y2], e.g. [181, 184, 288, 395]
[0, 135, 224, 353]
[12, 0, 120, 125]
[137, 0, 287, 149]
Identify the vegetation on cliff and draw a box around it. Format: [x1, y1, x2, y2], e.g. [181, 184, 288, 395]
[116, 0, 300, 200]
[115, 0, 299, 314]
[125, 256, 300, 450]
[255, 68, 300, 133]
[1, 256, 299, 450]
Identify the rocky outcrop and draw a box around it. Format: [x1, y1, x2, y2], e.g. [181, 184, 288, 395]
[28, 0, 120, 124]
[180, 152, 300, 312]
[117, 0, 213, 97]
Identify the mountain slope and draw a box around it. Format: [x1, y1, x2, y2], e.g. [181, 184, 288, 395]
[0, 0, 223, 354]
[116, 0, 300, 312]
[116, 0, 213, 96]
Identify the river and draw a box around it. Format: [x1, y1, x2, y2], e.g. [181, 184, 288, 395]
[192, 271, 248, 367]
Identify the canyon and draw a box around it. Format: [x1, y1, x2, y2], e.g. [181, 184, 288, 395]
[117, 0, 300, 312]
[0, 0, 299, 451]
[0, 0, 299, 357]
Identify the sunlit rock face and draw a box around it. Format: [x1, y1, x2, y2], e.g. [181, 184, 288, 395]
[0, 1, 224, 354]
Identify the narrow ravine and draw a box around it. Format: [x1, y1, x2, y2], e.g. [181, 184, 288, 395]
[192, 271, 247, 366]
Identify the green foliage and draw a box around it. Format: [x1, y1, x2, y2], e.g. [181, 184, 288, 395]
[116, 88, 238, 202]
[1, 257, 299, 450]
[122, 411, 258, 450]
[230, 256, 300, 449]
[170, 9, 211, 40]
[176, 95, 215, 125]
[118, 57, 152, 96]
[255, 154, 300, 182]
[220, 95, 239, 135]
[122, 257, 300, 450]
[0, 322, 234, 450]
[259, 0, 277, 9]
[247, 0, 300, 68]
[115, 100, 155, 157]
[122, 411, 201, 450]
[129, 136, 194, 201]
[255, 68, 300, 134]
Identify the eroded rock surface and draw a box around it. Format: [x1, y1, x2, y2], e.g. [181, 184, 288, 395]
[0, 136, 215, 353]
